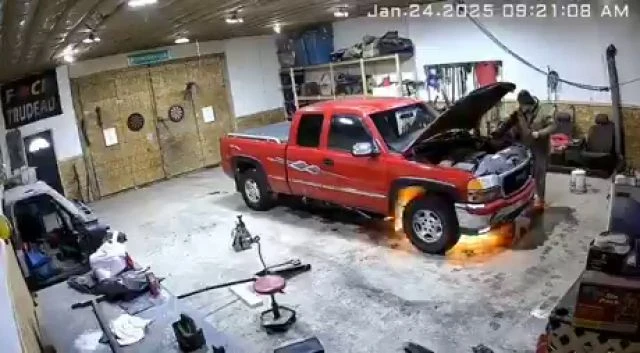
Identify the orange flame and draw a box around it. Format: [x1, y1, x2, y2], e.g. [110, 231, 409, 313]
[446, 223, 515, 263]
[393, 186, 426, 232]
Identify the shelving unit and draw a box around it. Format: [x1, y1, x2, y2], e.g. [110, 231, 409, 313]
[281, 53, 413, 112]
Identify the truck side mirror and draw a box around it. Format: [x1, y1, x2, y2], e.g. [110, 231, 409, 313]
[351, 141, 378, 157]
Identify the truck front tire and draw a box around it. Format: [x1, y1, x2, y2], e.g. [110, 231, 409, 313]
[403, 196, 460, 254]
[238, 169, 274, 211]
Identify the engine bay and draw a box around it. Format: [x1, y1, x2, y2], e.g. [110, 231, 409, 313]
[409, 130, 530, 176]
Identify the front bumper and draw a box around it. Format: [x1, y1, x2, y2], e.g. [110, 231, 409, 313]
[454, 179, 535, 235]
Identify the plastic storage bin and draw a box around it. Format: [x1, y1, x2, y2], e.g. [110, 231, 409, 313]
[302, 26, 334, 65]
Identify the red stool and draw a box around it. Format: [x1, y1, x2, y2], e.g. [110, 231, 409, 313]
[253, 275, 296, 333]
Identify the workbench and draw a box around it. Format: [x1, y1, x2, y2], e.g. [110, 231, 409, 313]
[37, 282, 248, 353]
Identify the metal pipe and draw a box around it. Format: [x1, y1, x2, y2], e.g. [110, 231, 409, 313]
[91, 300, 124, 353]
[176, 277, 257, 300]
[606, 44, 625, 169]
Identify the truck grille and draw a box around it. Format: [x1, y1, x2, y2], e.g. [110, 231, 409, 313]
[502, 162, 531, 196]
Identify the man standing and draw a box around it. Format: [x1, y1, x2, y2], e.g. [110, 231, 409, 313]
[494, 90, 556, 211]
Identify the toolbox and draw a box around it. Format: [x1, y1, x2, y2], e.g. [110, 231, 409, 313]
[585, 232, 631, 275]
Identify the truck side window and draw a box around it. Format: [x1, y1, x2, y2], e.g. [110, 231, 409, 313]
[296, 114, 324, 147]
[328, 116, 371, 152]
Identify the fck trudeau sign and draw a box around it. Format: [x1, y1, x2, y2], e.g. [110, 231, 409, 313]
[1, 70, 62, 129]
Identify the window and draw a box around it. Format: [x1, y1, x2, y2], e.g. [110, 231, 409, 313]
[370, 103, 437, 152]
[327, 116, 371, 152]
[296, 114, 324, 147]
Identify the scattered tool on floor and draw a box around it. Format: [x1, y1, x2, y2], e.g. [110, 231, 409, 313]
[274, 337, 325, 353]
[172, 314, 206, 352]
[403, 342, 435, 353]
[177, 215, 307, 333]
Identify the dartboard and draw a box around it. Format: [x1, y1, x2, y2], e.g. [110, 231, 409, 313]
[127, 113, 145, 132]
[168, 104, 185, 122]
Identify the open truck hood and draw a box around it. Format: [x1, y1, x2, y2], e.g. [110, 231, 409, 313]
[404, 82, 516, 152]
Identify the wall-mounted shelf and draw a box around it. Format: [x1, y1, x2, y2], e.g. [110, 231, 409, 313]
[282, 53, 413, 112]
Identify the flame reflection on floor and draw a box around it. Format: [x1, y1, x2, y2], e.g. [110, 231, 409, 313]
[446, 223, 515, 263]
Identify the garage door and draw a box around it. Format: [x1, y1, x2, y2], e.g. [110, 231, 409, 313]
[73, 54, 233, 197]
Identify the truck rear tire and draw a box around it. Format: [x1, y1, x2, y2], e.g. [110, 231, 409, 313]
[403, 196, 460, 254]
[238, 169, 274, 211]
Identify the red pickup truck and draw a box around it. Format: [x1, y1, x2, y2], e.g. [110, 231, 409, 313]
[220, 82, 534, 254]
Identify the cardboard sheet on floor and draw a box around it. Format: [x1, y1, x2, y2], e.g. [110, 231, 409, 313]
[229, 284, 263, 308]
[118, 289, 170, 315]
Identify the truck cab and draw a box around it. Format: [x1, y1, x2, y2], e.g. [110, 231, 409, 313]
[221, 82, 535, 254]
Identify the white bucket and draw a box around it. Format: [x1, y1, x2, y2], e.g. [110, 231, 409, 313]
[570, 169, 587, 193]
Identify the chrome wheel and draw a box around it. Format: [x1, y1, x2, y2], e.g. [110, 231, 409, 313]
[244, 179, 261, 204]
[412, 210, 443, 243]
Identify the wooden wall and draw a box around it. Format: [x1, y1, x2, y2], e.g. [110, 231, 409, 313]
[68, 54, 235, 199]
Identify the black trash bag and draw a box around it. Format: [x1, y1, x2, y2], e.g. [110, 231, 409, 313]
[377, 31, 414, 56]
[93, 270, 150, 302]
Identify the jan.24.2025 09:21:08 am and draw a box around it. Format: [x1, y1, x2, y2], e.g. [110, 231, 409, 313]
[366, 2, 631, 19]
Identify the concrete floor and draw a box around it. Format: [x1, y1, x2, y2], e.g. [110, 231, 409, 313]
[90, 168, 610, 353]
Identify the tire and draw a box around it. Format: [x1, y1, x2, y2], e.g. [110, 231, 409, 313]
[402, 196, 460, 254]
[238, 169, 274, 211]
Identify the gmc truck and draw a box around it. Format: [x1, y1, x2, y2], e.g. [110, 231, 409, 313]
[220, 82, 534, 254]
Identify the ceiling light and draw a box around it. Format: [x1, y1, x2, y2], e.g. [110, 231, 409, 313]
[83, 38, 94, 44]
[273, 23, 281, 34]
[19, 20, 26, 26]
[225, 12, 244, 24]
[93, 36, 101, 42]
[63, 54, 75, 63]
[128, 0, 157, 8]
[174, 37, 190, 44]
[334, 6, 349, 18]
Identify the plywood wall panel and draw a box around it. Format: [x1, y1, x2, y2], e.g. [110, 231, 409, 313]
[114, 69, 165, 186]
[185, 55, 234, 166]
[149, 62, 205, 177]
[76, 76, 136, 196]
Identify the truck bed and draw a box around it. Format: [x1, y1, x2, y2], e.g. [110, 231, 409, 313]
[230, 121, 290, 143]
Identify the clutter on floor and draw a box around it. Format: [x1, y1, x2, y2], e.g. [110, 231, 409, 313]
[3, 181, 114, 290]
[542, 171, 640, 352]
[178, 215, 309, 334]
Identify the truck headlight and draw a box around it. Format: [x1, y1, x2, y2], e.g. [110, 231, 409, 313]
[467, 183, 502, 203]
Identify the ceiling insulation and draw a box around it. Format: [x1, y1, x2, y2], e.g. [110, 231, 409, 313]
[0, 0, 434, 82]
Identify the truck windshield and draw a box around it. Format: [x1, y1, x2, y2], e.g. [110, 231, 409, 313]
[370, 103, 437, 152]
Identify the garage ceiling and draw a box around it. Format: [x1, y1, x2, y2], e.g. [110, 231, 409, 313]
[0, 0, 434, 82]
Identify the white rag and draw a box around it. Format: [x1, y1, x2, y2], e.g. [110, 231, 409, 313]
[109, 314, 152, 346]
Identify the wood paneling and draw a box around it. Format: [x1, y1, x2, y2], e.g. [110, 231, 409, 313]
[149, 62, 205, 177]
[114, 69, 165, 186]
[185, 56, 235, 166]
[72, 54, 236, 197]
[75, 75, 136, 196]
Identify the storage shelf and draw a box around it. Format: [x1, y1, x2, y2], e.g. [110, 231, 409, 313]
[280, 53, 411, 72]
[282, 52, 413, 112]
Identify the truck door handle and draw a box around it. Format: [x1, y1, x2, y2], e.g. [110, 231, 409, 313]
[323, 158, 334, 166]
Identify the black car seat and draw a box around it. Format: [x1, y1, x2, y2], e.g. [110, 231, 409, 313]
[580, 113, 617, 172]
[554, 112, 574, 136]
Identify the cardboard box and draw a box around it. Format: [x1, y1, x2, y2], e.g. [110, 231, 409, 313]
[573, 270, 640, 334]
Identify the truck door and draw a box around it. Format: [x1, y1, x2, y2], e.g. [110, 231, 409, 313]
[285, 113, 330, 200]
[320, 114, 388, 213]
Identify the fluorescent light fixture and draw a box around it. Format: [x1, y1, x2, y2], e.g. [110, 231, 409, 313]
[273, 23, 281, 33]
[93, 36, 101, 42]
[128, 0, 157, 8]
[225, 17, 244, 24]
[174, 37, 190, 44]
[19, 20, 26, 26]
[333, 6, 349, 18]
[83, 38, 93, 44]
[63, 54, 75, 63]
[28, 138, 51, 153]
